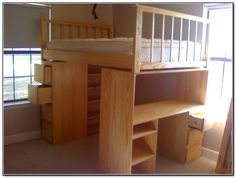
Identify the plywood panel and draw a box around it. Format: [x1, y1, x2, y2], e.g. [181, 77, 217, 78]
[99, 68, 135, 173]
[158, 112, 189, 164]
[176, 70, 208, 104]
[52, 62, 87, 144]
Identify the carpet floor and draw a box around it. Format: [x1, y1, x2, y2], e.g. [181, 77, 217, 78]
[4, 134, 217, 175]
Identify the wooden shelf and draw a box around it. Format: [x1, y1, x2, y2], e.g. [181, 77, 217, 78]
[88, 114, 99, 120]
[88, 98, 100, 104]
[133, 100, 204, 126]
[87, 122, 99, 134]
[88, 72, 101, 76]
[88, 110, 100, 118]
[88, 84, 100, 89]
[133, 122, 157, 140]
[132, 139, 155, 166]
[88, 86, 100, 90]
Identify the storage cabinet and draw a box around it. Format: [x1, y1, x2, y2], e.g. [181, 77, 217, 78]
[99, 68, 208, 173]
[158, 113, 204, 164]
[29, 62, 88, 144]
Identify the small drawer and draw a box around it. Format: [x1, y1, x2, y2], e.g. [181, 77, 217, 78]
[34, 64, 52, 84]
[42, 121, 53, 143]
[187, 128, 203, 146]
[41, 104, 52, 123]
[28, 84, 52, 104]
[185, 144, 202, 163]
[189, 116, 204, 130]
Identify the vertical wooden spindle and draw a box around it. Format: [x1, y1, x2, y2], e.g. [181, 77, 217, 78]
[170, 16, 174, 62]
[193, 21, 198, 61]
[178, 18, 183, 62]
[186, 19, 190, 61]
[150, 13, 155, 63]
[161, 15, 165, 62]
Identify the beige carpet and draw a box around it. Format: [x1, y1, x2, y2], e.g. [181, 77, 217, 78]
[4, 134, 217, 175]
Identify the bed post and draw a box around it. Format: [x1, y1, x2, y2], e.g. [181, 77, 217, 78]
[201, 7, 208, 64]
[134, 5, 143, 73]
[41, 19, 49, 62]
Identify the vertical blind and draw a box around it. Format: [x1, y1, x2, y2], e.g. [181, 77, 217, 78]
[4, 4, 49, 48]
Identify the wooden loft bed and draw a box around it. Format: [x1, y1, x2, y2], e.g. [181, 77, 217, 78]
[28, 4, 210, 174]
[41, 4, 209, 73]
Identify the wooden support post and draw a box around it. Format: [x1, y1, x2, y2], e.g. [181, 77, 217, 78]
[99, 69, 135, 173]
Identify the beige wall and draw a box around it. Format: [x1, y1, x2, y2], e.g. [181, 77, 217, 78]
[51, 4, 113, 24]
[113, 3, 204, 39]
[203, 123, 225, 151]
[4, 103, 41, 136]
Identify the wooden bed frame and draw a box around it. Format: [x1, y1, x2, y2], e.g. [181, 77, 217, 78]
[41, 4, 209, 73]
[31, 4, 210, 174]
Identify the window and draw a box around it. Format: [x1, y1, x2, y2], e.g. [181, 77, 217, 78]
[3, 3, 50, 103]
[205, 4, 233, 124]
[3, 48, 41, 102]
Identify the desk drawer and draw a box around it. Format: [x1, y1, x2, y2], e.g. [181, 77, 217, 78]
[41, 104, 52, 123]
[34, 64, 52, 84]
[189, 116, 204, 130]
[185, 128, 203, 163]
[28, 84, 52, 104]
[42, 121, 53, 142]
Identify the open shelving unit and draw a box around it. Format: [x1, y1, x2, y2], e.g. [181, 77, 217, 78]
[87, 65, 101, 135]
[99, 67, 208, 174]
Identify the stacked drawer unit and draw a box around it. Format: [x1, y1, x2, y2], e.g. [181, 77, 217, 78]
[186, 114, 204, 163]
[28, 63, 53, 142]
[158, 112, 205, 164]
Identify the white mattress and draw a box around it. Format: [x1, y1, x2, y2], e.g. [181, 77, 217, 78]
[47, 38, 201, 63]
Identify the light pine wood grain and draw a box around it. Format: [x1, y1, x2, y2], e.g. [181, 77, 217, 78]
[185, 128, 203, 163]
[176, 70, 208, 104]
[34, 64, 52, 85]
[41, 104, 52, 123]
[158, 112, 189, 164]
[134, 100, 204, 126]
[28, 84, 52, 105]
[52, 62, 87, 144]
[99, 69, 135, 173]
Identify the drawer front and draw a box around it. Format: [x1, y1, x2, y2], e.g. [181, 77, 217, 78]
[187, 128, 203, 146]
[185, 144, 202, 163]
[189, 116, 204, 130]
[42, 121, 53, 142]
[34, 64, 52, 84]
[41, 104, 52, 123]
[185, 129, 203, 163]
[28, 84, 52, 104]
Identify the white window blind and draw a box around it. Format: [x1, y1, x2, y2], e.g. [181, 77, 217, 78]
[4, 4, 49, 48]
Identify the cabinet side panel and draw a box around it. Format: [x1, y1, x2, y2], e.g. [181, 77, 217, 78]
[157, 112, 189, 164]
[99, 69, 135, 173]
[52, 62, 87, 144]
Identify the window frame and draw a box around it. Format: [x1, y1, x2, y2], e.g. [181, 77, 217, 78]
[3, 48, 41, 103]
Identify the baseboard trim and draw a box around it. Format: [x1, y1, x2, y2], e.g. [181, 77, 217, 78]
[202, 147, 219, 161]
[4, 130, 41, 145]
